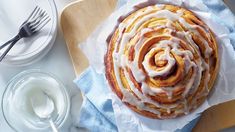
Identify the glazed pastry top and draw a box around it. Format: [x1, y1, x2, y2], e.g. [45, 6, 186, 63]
[105, 4, 219, 119]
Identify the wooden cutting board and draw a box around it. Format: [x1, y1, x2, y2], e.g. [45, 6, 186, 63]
[60, 0, 235, 131]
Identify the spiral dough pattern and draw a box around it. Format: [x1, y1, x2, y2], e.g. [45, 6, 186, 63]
[105, 4, 219, 119]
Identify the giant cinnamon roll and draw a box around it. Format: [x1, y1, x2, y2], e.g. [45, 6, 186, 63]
[105, 4, 219, 119]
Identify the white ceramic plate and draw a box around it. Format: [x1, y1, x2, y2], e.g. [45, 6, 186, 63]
[0, 0, 57, 66]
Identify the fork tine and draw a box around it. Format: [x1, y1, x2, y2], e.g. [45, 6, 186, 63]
[25, 6, 51, 33]
[29, 9, 46, 26]
[38, 15, 50, 26]
[29, 7, 42, 22]
[36, 8, 44, 18]
[30, 10, 49, 27]
[27, 6, 40, 22]
[34, 16, 50, 30]
[29, 11, 48, 29]
[33, 17, 51, 33]
[27, 6, 38, 20]
[21, 6, 39, 26]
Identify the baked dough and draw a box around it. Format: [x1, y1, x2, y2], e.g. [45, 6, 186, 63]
[105, 4, 219, 119]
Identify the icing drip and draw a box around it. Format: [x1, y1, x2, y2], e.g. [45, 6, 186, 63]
[142, 47, 176, 77]
[109, 4, 216, 117]
[129, 61, 146, 82]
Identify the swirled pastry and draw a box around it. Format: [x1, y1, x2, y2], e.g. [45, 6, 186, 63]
[105, 4, 219, 119]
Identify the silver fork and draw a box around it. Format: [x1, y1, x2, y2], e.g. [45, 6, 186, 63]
[0, 6, 51, 62]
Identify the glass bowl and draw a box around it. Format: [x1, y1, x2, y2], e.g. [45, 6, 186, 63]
[2, 69, 70, 132]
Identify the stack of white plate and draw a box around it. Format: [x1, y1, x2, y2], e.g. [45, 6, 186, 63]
[0, 0, 57, 66]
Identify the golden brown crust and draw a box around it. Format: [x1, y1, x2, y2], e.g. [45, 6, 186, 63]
[105, 4, 219, 119]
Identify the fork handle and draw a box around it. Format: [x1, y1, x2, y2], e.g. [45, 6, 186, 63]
[0, 36, 21, 62]
[0, 35, 21, 50]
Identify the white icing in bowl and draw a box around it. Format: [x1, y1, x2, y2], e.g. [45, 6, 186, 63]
[2, 70, 70, 132]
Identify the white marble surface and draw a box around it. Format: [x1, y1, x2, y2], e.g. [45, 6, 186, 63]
[0, 0, 86, 131]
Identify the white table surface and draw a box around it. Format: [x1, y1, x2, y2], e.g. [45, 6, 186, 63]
[0, 0, 235, 132]
[0, 0, 86, 131]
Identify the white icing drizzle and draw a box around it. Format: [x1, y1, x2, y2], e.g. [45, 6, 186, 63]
[123, 70, 162, 115]
[120, 55, 127, 67]
[110, 4, 214, 116]
[142, 47, 176, 77]
[141, 82, 164, 96]
[166, 20, 172, 28]
[116, 9, 183, 56]
[129, 61, 146, 82]
[183, 99, 190, 114]
[156, 4, 165, 9]
[178, 17, 213, 57]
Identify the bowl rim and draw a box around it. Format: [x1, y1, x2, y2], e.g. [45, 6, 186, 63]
[1, 69, 71, 131]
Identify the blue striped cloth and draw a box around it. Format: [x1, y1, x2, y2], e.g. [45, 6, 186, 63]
[74, 0, 235, 131]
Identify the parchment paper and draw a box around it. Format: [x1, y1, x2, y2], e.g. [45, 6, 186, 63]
[80, 0, 235, 131]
